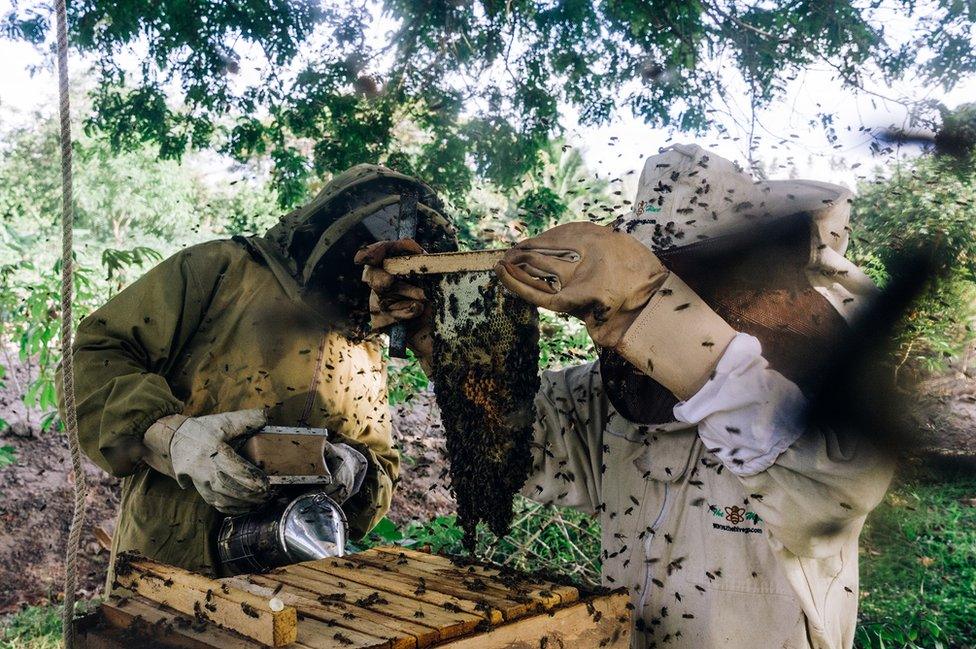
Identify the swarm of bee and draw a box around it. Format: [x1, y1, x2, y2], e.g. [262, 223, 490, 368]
[426, 270, 540, 549]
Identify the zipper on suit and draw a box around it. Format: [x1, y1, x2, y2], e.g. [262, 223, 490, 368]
[637, 482, 671, 613]
[299, 333, 329, 425]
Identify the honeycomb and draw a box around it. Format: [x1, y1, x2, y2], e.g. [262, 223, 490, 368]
[427, 270, 540, 549]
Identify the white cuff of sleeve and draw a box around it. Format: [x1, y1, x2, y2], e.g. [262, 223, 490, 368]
[673, 333, 807, 476]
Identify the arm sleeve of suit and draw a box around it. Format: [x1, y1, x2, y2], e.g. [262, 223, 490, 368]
[520, 364, 606, 515]
[673, 333, 894, 557]
[59, 247, 221, 477]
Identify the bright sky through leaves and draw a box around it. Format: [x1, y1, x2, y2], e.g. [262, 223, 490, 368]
[1, 0, 973, 200]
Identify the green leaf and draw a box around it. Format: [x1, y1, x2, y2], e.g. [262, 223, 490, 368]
[40, 411, 61, 432]
[369, 517, 403, 543]
[0, 445, 16, 468]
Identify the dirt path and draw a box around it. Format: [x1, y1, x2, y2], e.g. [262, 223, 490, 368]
[387, 390, 455, 525]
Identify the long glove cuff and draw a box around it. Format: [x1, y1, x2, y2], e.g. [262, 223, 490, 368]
[615, 272, 737, 400]
[142, 414, 188, 480]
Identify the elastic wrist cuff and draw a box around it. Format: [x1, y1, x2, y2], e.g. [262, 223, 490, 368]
[615, 272, 737, 400]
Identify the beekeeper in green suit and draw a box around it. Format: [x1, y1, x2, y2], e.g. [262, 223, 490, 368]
[60, 165, 456, 579]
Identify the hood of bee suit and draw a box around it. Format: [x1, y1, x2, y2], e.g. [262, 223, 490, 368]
[236, 164, 458, 325]
[601, 143, 879, 424]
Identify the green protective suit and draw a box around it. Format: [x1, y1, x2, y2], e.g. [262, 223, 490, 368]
[59, 165, 456, 579]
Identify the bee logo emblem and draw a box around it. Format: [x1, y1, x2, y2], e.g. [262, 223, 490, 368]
[724, 505, 746, 525]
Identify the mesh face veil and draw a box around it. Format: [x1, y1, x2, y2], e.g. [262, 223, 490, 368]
[425, 269, 540, 549]
[602, 144, 878, 424]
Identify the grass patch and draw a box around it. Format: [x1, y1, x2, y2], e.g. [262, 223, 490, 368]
[362, 497, 601, 585]
[856, 468, 976, 649]
[1, 601, 101, 649]
[0, 605, 61, 649]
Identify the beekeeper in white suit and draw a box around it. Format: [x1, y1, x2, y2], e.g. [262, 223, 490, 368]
[361, 144, 893, 649]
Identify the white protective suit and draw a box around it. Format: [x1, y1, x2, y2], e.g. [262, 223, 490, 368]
[523, 144, 893, 649]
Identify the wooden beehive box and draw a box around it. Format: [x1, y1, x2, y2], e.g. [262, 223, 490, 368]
[75, 546, 631, 648]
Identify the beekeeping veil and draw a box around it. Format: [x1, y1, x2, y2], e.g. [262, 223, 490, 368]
[603, 144, 878, 423]
[239, 164, 458, 337]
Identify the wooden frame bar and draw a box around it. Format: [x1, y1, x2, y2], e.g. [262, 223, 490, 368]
[382, 250, 507, 275]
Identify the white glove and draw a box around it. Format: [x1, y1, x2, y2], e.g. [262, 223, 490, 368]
[144, 409, 271, 514]
[321, 441, 368, 504]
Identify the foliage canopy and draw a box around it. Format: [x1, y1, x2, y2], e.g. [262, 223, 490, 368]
[4, 0, 975, 206]
[0, 113, 279, 422]
[850, 150, 976, 372]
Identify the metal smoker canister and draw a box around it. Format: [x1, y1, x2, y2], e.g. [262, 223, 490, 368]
[217, 490, 347, 575]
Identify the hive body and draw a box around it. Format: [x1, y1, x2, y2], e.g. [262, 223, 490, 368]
[77, 547, 632, 648]
[427, 271, 540, 548]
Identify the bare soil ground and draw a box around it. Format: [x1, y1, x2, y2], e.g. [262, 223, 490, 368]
[0, 359, 118, 613]
[387, 391, 455, 525]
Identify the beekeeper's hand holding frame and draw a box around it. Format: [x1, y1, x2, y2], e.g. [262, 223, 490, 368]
[495, 221, 736, 400]
[356, 239, 435, 366]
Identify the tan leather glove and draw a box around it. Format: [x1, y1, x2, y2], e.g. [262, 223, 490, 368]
[496, 222, 736, 399]
[355, 239, 434, 363]
[143, 409, 271, 515]
[495, 222, 667, 348]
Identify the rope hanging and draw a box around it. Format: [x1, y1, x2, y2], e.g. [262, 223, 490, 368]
[54, 0, 87, 645]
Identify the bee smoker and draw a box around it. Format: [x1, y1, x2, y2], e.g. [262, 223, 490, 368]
[217, 427, 348, 574]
